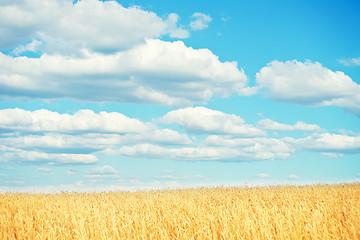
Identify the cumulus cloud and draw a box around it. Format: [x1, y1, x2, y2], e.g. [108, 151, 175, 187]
[257, 119, 321, 131]
[158, 107, 265, 137]
[204, 135, 293, 160]
[190, 12, 212, 31]
[0, 0, 187, 53]
[0, 108, 192, 161]
[1, 130, 192, 153]
[287, 133, 360, 154]
[0, 108, 196, 165]
[0, 108, 154, 133]
[0, 1, 246, 107]
[0, 39, 247, 106]
[256, 60, 360, 116]
[339, 57, 360, 66]
[103, 141, 291, 161]
[0, 150, 97, 164]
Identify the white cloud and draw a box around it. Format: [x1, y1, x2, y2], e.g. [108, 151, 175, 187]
[257, 119, 321, 131]
[256, 60, 360, 116]
[287, 174, 299, 180]
[0, 130, 192, 155]
[90, 165, 118, 175]
[158, 107, 265, 137]
[84, 165, 121, 179]
[0, 0, 187, 53]
[104, 141, 291, 162]
[165, 13, 190, 38]
[0, 39, 247, 106]
[339, 57, 360, 66]
[0, 150, 97, 164]
[204, 135, 294, 160]
[0, 108, 154, 133]
[190, 12, 212, 31]
[0, 108, 193, 164]
[12, 39, 43, 55]
[320, 152, 343, 158]
[287, 133, 360, 154]
[257, 173, 271, 178]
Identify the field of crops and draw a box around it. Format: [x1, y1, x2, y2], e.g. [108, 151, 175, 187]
[1, 183, 360, 239]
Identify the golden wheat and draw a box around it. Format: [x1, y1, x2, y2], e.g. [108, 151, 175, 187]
[1, 183, 360, 239]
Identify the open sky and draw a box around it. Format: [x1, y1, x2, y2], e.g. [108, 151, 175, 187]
[1, 0, 360, 192]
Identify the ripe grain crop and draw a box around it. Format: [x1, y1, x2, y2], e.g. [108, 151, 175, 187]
[1, 183, 360, 239]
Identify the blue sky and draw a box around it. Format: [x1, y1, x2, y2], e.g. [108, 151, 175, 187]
[0, 0, 360, 192]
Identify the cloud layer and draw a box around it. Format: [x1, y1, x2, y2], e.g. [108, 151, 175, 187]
[0, 39, 247, 106]
[0, 107, 359, 169]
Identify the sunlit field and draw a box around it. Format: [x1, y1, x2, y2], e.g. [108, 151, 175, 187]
[1, 183, 359, 239]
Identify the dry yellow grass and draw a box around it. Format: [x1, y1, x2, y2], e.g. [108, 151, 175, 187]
[1, 183, 360, 239]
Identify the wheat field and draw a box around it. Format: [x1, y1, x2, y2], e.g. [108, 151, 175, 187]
[1, 183, 359, 239]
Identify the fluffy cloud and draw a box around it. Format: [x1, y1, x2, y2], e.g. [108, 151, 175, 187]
[0, 108, 154, 133]
[0, 108, 195, 165]
[0, 108, 156, 133]
[0, 0, 185, 53]
[158, 107, 265, 136]
[204, 135, 293, 159]
[0, 1, 244, 106]
[256, 60, 360, 116]
[0, 150, 97, 164]
[0, 129, 192, 153]
[105, 144, 241, 161]
[287, 133, 360, 154]
[257, 119, 321, 131]
[0, 39, 247, 106]
[0, 108, 192, 158]
[103, 140, 291, 161]
[190, 13, 212, 31]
